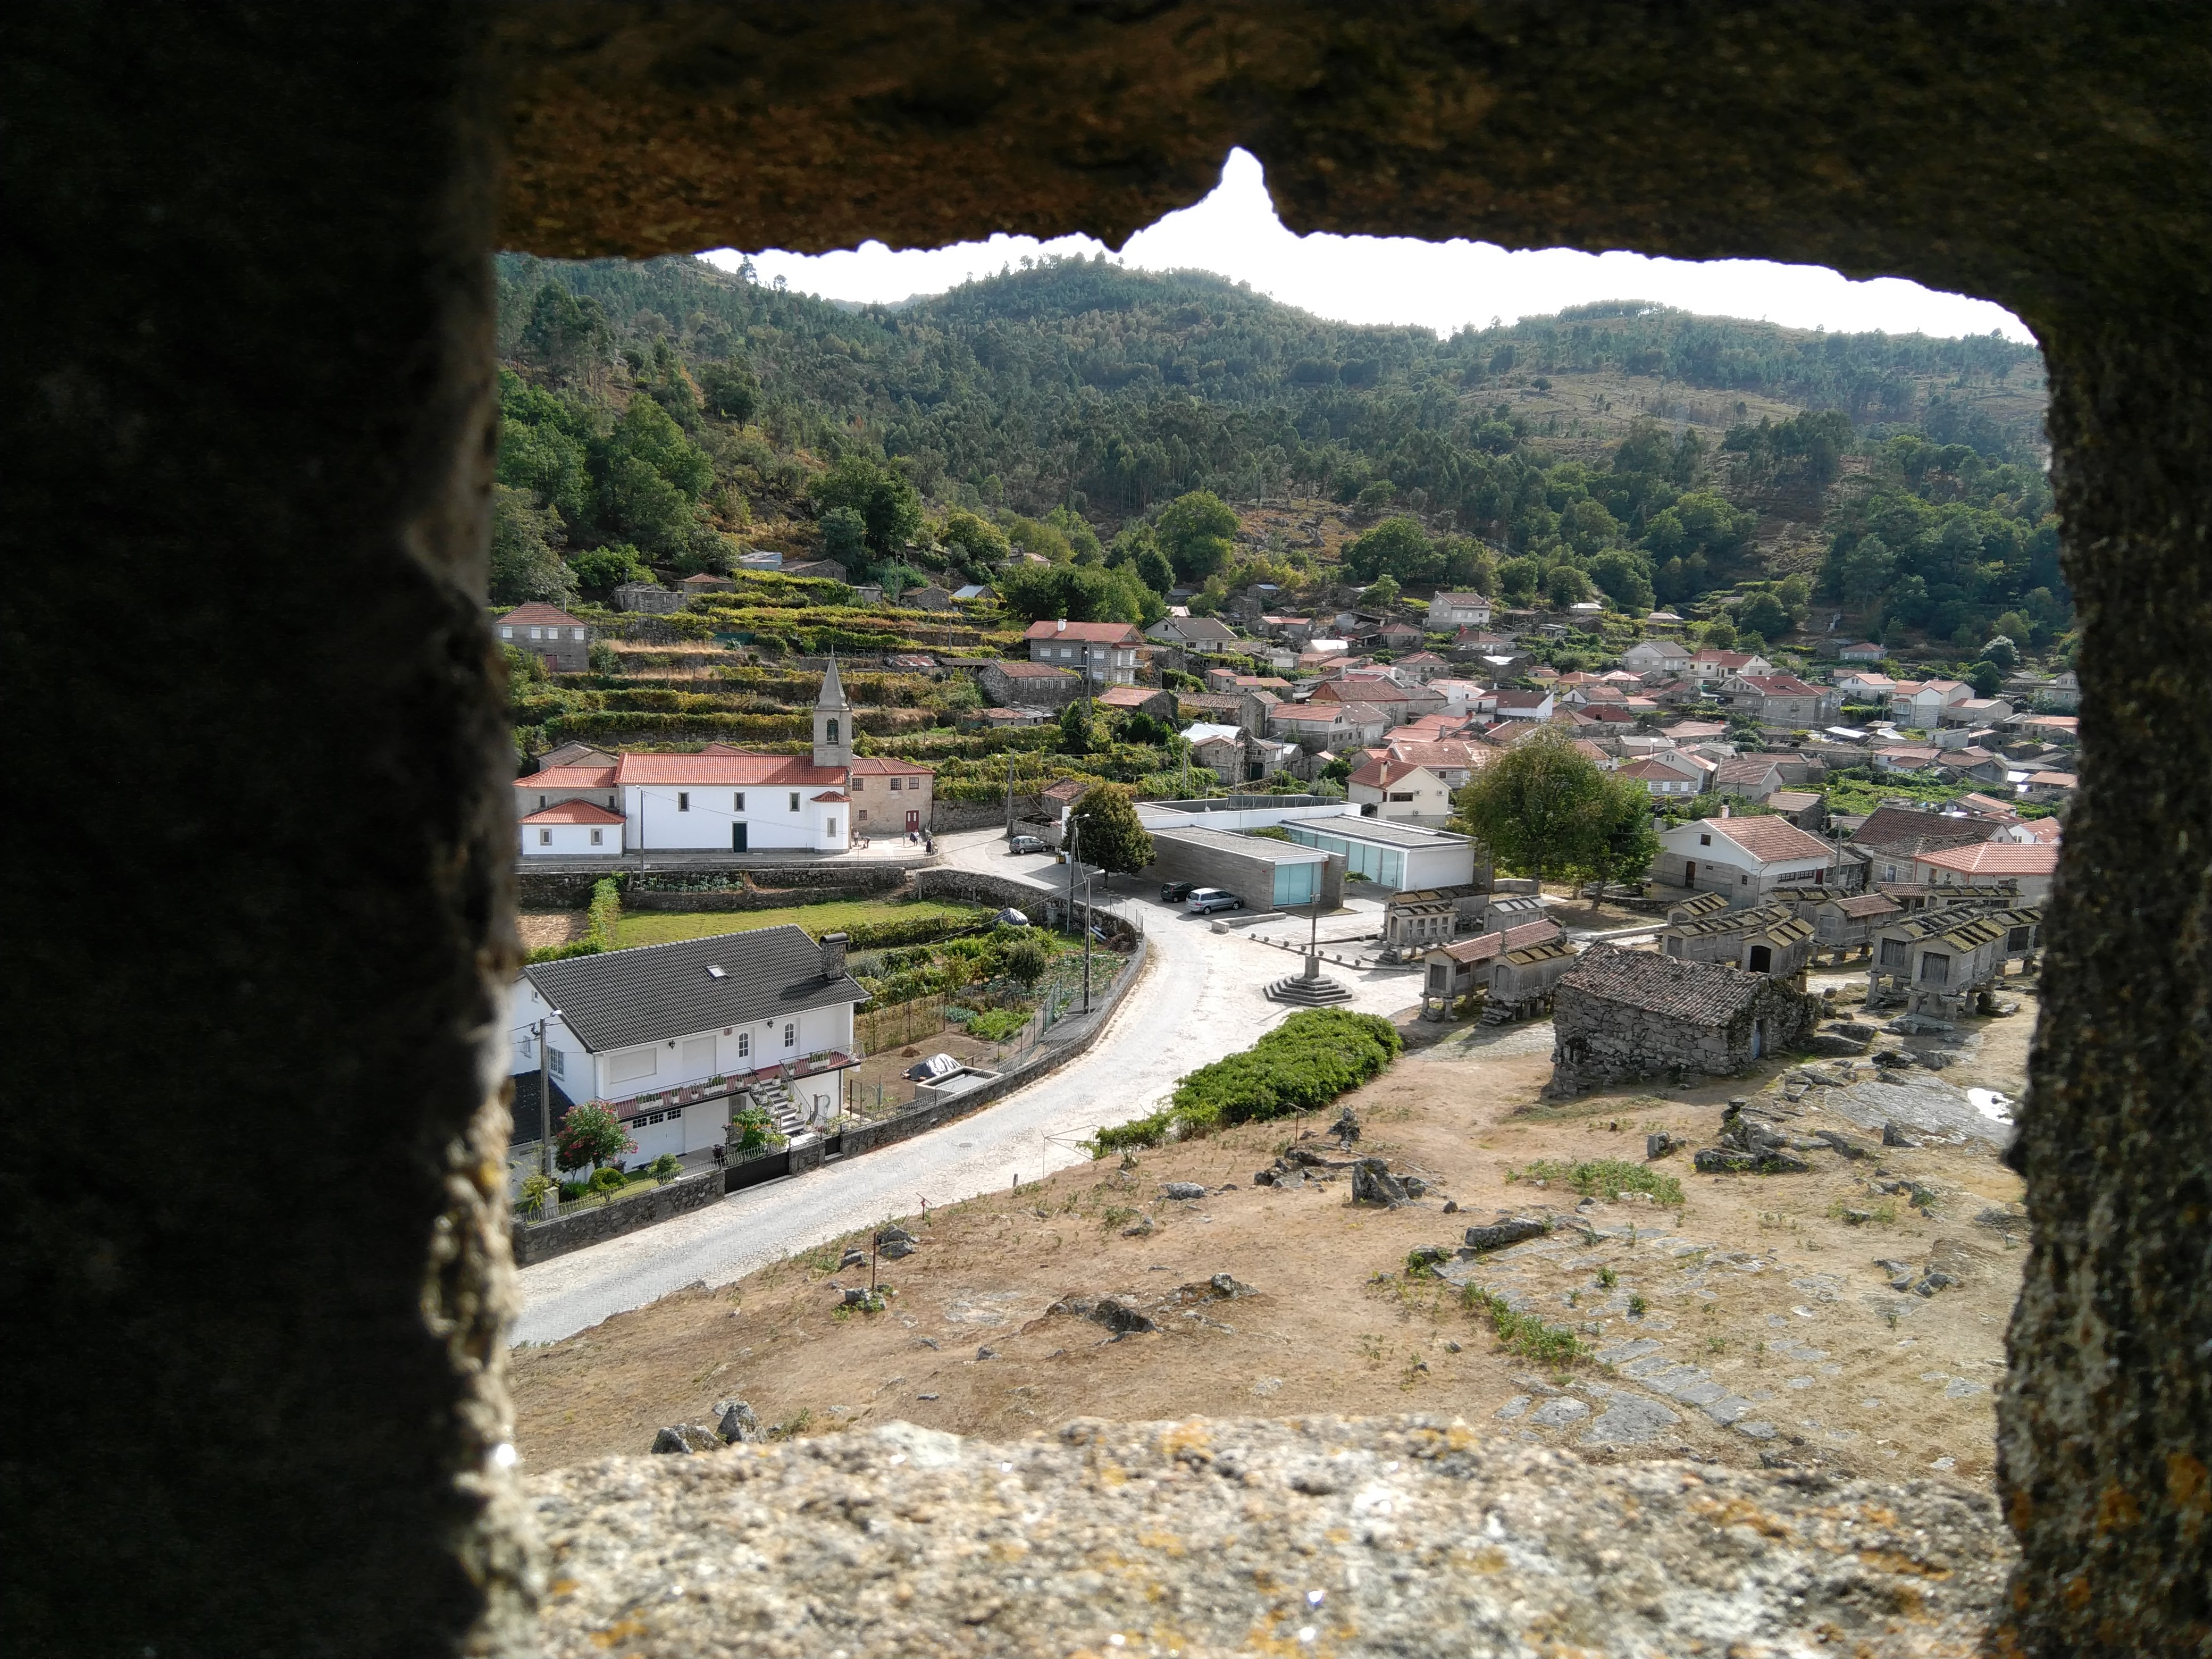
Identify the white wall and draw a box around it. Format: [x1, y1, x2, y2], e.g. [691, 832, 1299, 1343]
[625, 784, 841, 852]
[1401, 839, 1479, 890]
[590, 999, 858, 1103]
[518, 820, 619, 856]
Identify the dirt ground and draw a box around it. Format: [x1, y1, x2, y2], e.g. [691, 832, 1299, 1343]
[519, 910, 589, 950]
[510, 982, 2034, 1488]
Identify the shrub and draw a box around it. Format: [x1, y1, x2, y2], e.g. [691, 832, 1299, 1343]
[1088, 1009, 1402, 1153]
[1509, 1158, 1685, 1207]
[587, 1166, 628, 1194]
[557, 1180, 588, 1203]
[1004, 939, 1050, 990]
[1462, 1286, 1588, 1368]
[965, 1007, 1029, 1042]
[555, 1101, 633, 1172]
[647, 1153, 683, 1182]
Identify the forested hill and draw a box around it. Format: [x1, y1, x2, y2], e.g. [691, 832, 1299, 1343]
[493, 252, 2066, 652]
[498, 252, 2043, 517]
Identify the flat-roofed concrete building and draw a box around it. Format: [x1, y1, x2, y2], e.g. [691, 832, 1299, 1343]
[1141, 825, 1343, 914]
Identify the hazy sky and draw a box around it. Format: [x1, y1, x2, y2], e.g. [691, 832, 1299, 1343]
[705, 149, 2032, 344]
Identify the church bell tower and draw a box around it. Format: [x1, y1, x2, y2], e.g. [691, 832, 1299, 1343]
[812, 652, 852, 771]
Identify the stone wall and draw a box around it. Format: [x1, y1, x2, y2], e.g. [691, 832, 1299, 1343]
[510, 1167, 725, 1267]
[1548, 978, 1823, 1093]
[527, 1421, 2013, 1658]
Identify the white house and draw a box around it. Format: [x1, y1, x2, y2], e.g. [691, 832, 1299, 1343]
[1347, 756, 1457, 825]
[1654, 813, 1840, 899]
[1280, 814, 1479, 892]
[1616, 755, 1704, 800]
[1620, 639, 1691, 677]
[1889, 678, 1971, 725]
[511, 925, 868, 1162]
[1023, 618, 1144, 686]
[1427, 592, 1493, 628]
[518, 798, 624, 855]
[1491, 689, 1555, 720]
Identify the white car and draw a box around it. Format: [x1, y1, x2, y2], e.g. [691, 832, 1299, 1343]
[1185, 887, 1243, 915]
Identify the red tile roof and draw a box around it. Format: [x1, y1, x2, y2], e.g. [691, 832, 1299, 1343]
[614, 754, 846, 787]
[499, 601, 587, 629]
[1702, 815, 1837, 864]
[518, 799, 624, 825]
[986, 659, 1081, 678]
[1095, 685, 1161, 709]
[1913, 842, 2060, 877]
[1022, 620, 1143, 643]
[848, 756, 934, 776]
[515, 766, 617, 789]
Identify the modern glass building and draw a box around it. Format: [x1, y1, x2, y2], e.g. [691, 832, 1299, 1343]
[1280, 817, 1478, 893]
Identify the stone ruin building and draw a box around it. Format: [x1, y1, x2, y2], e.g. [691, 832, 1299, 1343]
[1866, 904, 2044, 1023]
[13, 9, 2209, 1656]
[1547, 944, 1823, 1095]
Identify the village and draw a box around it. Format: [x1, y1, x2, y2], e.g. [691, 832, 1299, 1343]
[498, 545, 2066, 1193]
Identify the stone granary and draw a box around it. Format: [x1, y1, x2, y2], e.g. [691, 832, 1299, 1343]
[1481, 937, 1581, 1023]
[1417, 916, 1565, 1019]
[1866, 905, 2043, 1022]
[1379, 883, 1485, 959]
[1766, 886, 1906, 962]
[14, 9, 2211, 1657]
[1548, 945, 1824, 1095]
[1657, 901, 1816, 982]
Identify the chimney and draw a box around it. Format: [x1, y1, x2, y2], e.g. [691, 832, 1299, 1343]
[1720, 803, 1731, 817]
[820, 932, 849, 981]
[1055, 617, 1066, 633]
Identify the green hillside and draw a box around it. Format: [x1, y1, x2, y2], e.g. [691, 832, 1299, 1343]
[491, 252, 2065, 654]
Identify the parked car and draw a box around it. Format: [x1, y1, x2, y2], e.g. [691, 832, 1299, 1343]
[1007, 834, 1046, 854]
[1159, 880, 1196, 903]
[1185, 887, 1243, 915]
[903, 1052, 962, 1082]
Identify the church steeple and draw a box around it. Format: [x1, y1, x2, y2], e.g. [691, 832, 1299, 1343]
[812, 650, 852, 770]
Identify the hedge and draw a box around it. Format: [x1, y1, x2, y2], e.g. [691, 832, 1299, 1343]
[1089, 1009, 1402, 1153]
[525, 878, 622, 963]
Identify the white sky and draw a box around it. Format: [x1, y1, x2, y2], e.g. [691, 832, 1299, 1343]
[704, 148, 2031, 344]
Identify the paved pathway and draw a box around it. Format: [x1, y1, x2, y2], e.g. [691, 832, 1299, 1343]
[512, 829, 1423, 1344]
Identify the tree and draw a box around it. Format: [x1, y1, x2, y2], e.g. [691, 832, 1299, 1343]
[1004, 938, 1049, 991]
[554, 1102, 633, 1173]
[1497, 557, 1541, 605]
[811, 454, 923, 556]
[1343, 515, 1437, 584]
[995, 560, 1155, 626]
[820, 505, 869, 566]
[1587, 549, 1654, 614]
[1579, 773, 1664, 896]
[489, 484, 577, 606]
[1545, 564, 1593, 608]
[1067, 783, 1154, 888]
[1155, 491, 1238, 582]
[1978, 633, 2021, 671]
[1058, 698, 1098, 755]
[1966, 659, 2005, 697]
[1452, 727, 1607, 887]
[569, 543, 651, 593]
[1363, 572, 1401, 608]
[1108, 523, 1175, 594]
[697, 358, 760, 422]
[939, 508, 1011, 567]
[518, 282, 613, 385]
[1735, 590, 1791, 640]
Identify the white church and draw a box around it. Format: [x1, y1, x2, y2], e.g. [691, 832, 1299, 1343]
[513, 658, 934, 855]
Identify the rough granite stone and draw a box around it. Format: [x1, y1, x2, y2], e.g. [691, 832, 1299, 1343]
[526, 1418, 2012, 1657]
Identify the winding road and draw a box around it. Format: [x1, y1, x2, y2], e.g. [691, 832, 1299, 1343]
[511, 828, 1423, 1345]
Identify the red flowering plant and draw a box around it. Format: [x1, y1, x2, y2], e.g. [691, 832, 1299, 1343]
[553, 1101, 633, 1173]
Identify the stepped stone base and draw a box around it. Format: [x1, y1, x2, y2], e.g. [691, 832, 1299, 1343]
[1267, 971, 1353, 1005]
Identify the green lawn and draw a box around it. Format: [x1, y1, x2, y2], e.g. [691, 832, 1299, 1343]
[615, 896, 987, 948]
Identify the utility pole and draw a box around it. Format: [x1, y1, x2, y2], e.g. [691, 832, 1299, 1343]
[1003, 747, 1016, 841]
[1065, 817, 1079, 940]
[1082, 868, 1093, 1013]
[534, 1011, 562, 1179]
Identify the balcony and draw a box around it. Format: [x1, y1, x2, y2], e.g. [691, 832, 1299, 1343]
[604, 1050, 860, 1119]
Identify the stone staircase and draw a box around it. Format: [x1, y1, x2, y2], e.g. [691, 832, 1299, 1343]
[752, 1072, 807, 1139]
